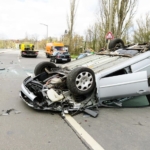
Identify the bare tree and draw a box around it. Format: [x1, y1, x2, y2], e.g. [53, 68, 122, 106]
[93, 0, 138, 50]
[72, 33, 84, 54]
[67, 0, 79, 54]
[133, 13, 150, 43]
[85, 24, 99, 51]
[115, 0, 137, 38]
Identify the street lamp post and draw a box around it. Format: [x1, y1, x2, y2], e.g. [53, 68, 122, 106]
[40, 23, 48, 40]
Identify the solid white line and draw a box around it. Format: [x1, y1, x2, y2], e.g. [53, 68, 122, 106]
[65, 114, 104, 150]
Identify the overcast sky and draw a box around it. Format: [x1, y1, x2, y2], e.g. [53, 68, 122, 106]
[0, 0, 149, 40]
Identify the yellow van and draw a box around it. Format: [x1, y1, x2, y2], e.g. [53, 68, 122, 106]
[45, 42, 64, 58]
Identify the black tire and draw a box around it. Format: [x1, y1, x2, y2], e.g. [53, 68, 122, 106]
[109, 38, 125, 51]
[34, 61, 57, 76]
[67, 67, 96, 95]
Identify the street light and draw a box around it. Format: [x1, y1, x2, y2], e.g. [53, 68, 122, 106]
[40, 23, 48, 39]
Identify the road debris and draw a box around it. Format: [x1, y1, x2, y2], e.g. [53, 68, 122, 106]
[0, 68, 5, 70]
[0, 109, 21, 116]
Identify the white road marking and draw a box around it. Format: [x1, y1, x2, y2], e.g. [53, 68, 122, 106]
[65, 114, 104, 150]
[10, 69, 19, 75]
[18, 54, 20, 62]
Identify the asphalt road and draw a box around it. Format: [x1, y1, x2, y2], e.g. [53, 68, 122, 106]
[0, 49, 150, 150]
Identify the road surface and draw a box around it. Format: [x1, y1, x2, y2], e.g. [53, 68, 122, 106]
[0, 49, 150, 150]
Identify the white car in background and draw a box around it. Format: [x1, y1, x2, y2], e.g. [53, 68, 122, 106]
[76, 52, 93, 60]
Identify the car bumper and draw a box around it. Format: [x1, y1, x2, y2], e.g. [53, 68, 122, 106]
[20, 76, 55, 110]
[22, 51, 38, 56]
[19, 91, 34, 108]
[22, 54, 38, 56]
[21, 82, 37, 101]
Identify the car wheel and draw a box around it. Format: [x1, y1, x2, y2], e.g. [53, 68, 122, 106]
[67, 67, 96, 95]
[34, 61, 57, 76]
[109, 38, 125, 51]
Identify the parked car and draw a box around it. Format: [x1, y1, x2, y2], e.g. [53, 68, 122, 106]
[76, 53, 92, 60]
[50, 51, 71, 63]
[20, 39, 150, 117]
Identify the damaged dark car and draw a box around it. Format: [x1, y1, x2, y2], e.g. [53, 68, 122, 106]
[20, 39, 150, 117]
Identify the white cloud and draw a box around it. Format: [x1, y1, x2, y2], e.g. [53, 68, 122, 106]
[0, 0, 149, 40]
[0, 0, 98, 40]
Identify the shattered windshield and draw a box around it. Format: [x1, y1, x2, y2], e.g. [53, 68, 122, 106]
[54, 46, 63, 51]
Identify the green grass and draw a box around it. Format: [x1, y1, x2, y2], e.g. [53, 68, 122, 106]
[71, 55, 78, 58]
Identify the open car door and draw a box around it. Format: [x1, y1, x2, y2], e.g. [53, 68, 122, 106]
[97, 71, 150, 100]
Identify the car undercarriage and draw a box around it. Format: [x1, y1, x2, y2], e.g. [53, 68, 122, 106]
[20, 67, 99, 117]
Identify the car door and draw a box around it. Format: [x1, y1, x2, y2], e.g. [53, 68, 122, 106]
[131, 58, 150, 77]
[98, 71, 150, 100]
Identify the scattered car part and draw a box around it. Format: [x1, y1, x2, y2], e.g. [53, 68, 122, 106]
[0, 68, 5, 70]
[0, 109, 21, 116]
[83, 109, 98, 118]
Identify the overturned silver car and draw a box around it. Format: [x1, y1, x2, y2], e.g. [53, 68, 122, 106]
[20, 39, 150, 117]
